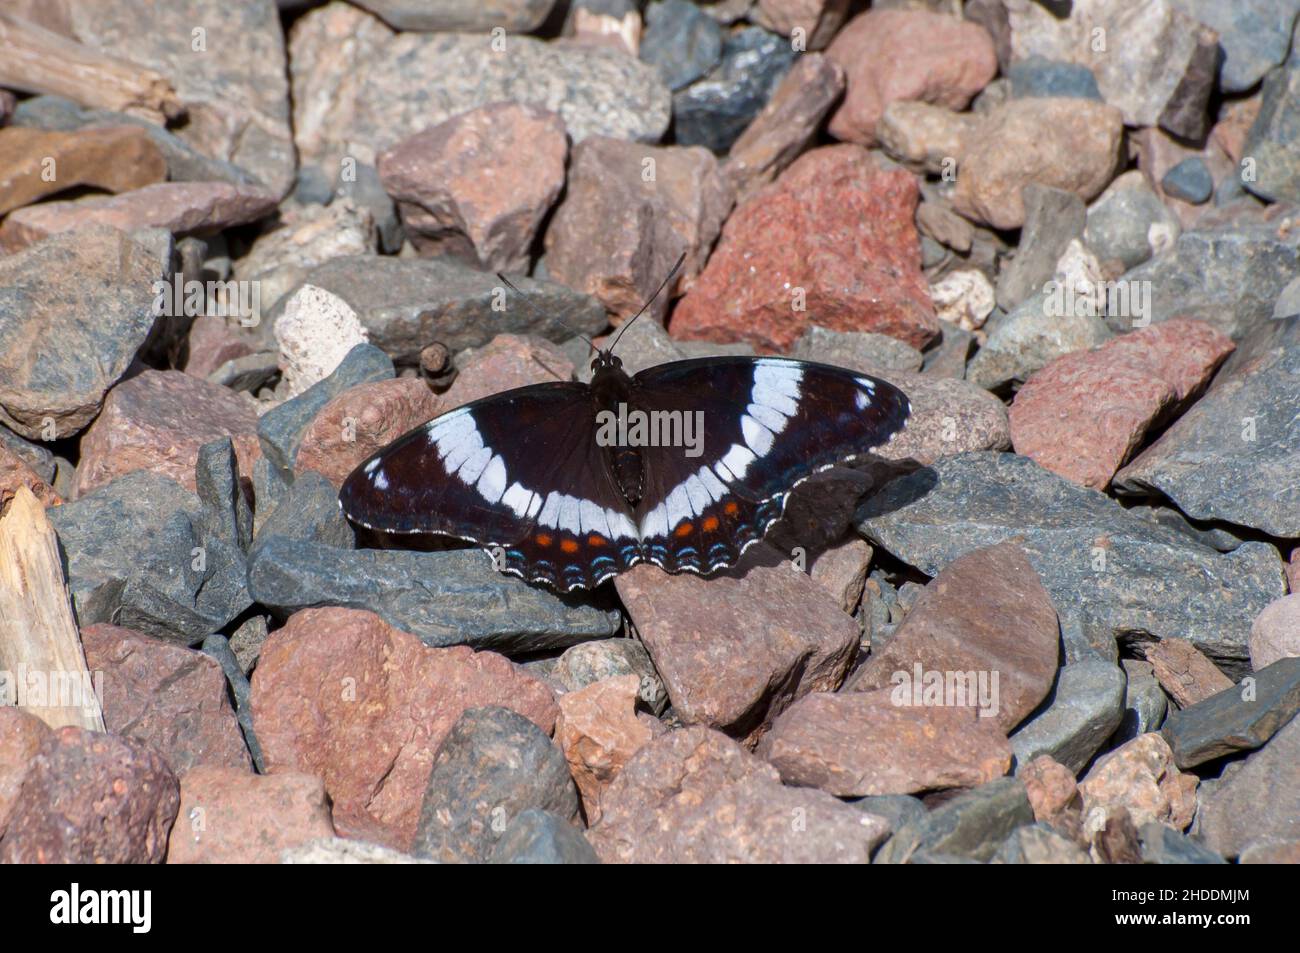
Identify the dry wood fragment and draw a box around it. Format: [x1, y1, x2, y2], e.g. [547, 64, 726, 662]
[1142, 637, 1234, 709]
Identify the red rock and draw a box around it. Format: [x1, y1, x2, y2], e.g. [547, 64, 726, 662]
[0, 126, 166, 216]
[1287, 550, 1299, 594]
[166, 766, 335, 864]
[723, 53, 846, 202]
[753, 0, 849, 50]
[81, 623, 251, 775]
[846, 542, 1059, 734]
[671, 145, 937, 352]
[554, 674, 657, 824]
[1250, 594, 1300, 671]
[826, 9, 997, 146]
[1142, 637, 1234, 708]
[1211, 94, 1261, 166]
[440, 333, 576, 410]
[294, 377, 440, 488]
[1019, 754, 1081, 824]
[73, 370, 260, 498]
[588, 725, 890, 863]
[183, 315, 257, 381]
[0, 440, 60, 508]
[0, 726, 178, 863]
[0, 708, 51, 836]
[1240, 840, 1300, 864]
[0, 182, 278, 253]
[378, 102, 567, 273]
[1010, 319, 1235, 489]
[951, 98, 1125, 230]
[759, 688, 1011, 796]
[250, 607, 558, 850]
[1078, 733, 1197, 831]
[544, 136, 733, 322]
[809, 537, 872, 613]
[615, 549, 859, 745]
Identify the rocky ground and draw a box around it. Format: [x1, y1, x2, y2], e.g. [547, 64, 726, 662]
[0, 0, 1298, 865]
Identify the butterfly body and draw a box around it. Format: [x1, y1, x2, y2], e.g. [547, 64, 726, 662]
[340, 354, 910, 591]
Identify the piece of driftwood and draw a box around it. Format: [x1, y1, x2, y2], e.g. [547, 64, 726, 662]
[0, 11, 182, 125]
[1143, 637, 1234, 709]
[0, 484, 104, 731]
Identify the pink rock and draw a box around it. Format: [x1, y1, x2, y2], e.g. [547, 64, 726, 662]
[1079, 733, 1198, 831]
[671, 145, 938, 352]
[1288, 550, 1299, 594]
[614, 548, 859, 745]
[1010, 319, 1235, 489]
[250, 607, 558, 850]
[0, 708, 51, 837]
[1019, 754, 1081, 824]
[0, 126, 166, 217]
[1250, 594, 1300, 671]
[1143, 637, 1234, 708]
[73, 370, 260, 498]
[183, 315, 257, 381]
[81, 623, 251, 775]
[758, 688, 1012, 797]
[753, 0, 849, 50]
[826, 9, 997, 145]
[0, 440, 59, 508]
[378, 102, 568, 273]
[166, 766, 335, 864]
[554, 674, 657, 824]
[440, 333, 576, 410]
[809, 537, 872, 613]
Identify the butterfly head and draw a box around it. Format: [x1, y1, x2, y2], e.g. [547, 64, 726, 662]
[591, 350, 623, 373]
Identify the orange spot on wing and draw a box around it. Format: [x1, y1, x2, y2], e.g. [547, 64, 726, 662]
[674, 521, 694, 537]
[560, 538, 580, 553]
[536, 533, 552, 547]
[588, 534, 607, 547]
[702, 515, 719, 532]
[724, 502, 739, 516]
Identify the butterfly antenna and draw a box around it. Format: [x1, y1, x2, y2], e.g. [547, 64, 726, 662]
[608, 252, 687, 355]
[495, 272, 597, 354]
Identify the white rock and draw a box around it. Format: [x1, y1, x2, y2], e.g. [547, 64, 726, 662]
[929, 269, 996, 331]
[274, 284, 370, 398]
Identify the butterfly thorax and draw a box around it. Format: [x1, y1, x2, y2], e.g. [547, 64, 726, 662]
[590, 353, 644, 506]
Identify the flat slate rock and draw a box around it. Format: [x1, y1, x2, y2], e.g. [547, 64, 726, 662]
[873, 777, 1034, 864]
[1114, 316, 1300, 539]
[1009, 660, 1127, 774]
[1195, 714, 1300, 858]
[857, 452, 1284, 673]
[247, 536, 621, 653]
[1162, 656, 1300, 768]
[1137, 822, 1227, 865]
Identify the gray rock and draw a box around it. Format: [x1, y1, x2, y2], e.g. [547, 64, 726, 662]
[489, 809, 601, 864]
[1114, 317, 1300, 538]
[1138, 823, 1227, 864]
[271, 257, 607, 366]
[995, 185, 1087, 312]
[207, 352, 280, 394]
[967, 287, 1113, 392]
[920, 319, 975, 380]
[252, 456, 291, 537]
[351, 0, 555, 31]
[195, 438, 253, 551]
[333, 162, 402, 254]
[282, 837, 434, 864]
[412, 706, 580, 862]
[1161, 157, 1214, 204]
[640, 0, 723, 91]
[1007, 56, 1102, 101]
[858, 452, 1285, 673]
[1274, 275, 1300, 318]
[1110, 226, 1300, 340]
[991, 822, 1092, 863]
[246, 536, 622, 653]
[553, 639, 667, 714]
[1084, 172, 1181, 271]
[1009, 660, 1127, 773]
[847, 794, 927, 836]
[200, 633, 264, 773]
[791, 325, 925, 373]
[1244, 65, 1300, 204]
[1112, 658, 1168, 744]
[228, 614, 269, 676]
[1122, 503, 1248, 553]
[874, 778, 1034, 864]
[1195, 714, 1300, 858]
[1162, 657, 1300, 768]
[49, 471, 252, 644]
[1171, 0, 1300, 93]
[0, 423, 55, 483]
[253, 469, 354, 551]
[257, 343, 394, 473]
[673, 26, 796, 153]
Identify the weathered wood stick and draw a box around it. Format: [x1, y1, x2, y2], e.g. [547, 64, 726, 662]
[0, 11, 183, 125]
[0, 484, 105, 731]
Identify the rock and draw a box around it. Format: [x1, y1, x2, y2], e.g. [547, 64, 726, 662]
[1251, 594, 1300, 670]
[0, 708, 50, 835]
[553, 640, 667, 715]
[0, 440, 59, 508]
[672, 145, 937, 351]
[289, 4, 669, 172]
[1018, 754, 1081, 824]
[1006, 0, 1218, 139]
[73, 370, 260, 499]
[992, 823, 1092, 863]
[282, 836, 433, 864]
[1196, 714, 1300, 857]
[723, 53, 846, 202]
[874, 777, 1034, 864]
[1009, 318, 1235, 489]
[1138, 822, 1227, 864]
[809, 537, 873, 613]
[167, 767, 334, 864]
[846, 793, 926, 835]
[377, 103, 567, 273]
[1239, 840, 1300, 864]
[877, 101, 980, 175]
[929, 269, 995, 332]
[412, 706, 578, 862]
[0, 727, 178, 864]
[247, 538, 620, 652]
[1162, 657, 1300, 768]
[1009, 661, 1127, 773]
[916, 197, 975, 254]
[588, 726, 890, 862]
[752, 0, 848, 50]
[0, 126, 165, 216]
[274, 285, 373, 399]
[825, 9, 996, 146]
[1162, 157, 1214, 204]
[195, 437, 253, 551]
[864, 370, 1011, 465]
[198, 635, 264, 773]
[1078, 734, 1197, 833]
[1173, 0, 1300, 93]
[921, 319, 975, 380]
[442, 334, 575, 409]
[614, 554, 858, 743]
[251, 608, 559, 849]
[858, 452, 1285, 672]
[544, 137, 733, 322]
[1114, 317, 1300, 537]
[1083, 171, 1181, 271]
[1143, 637, 1235, 708]
[950, 98, 1124, 230]
[1113, 659, 1169, 744]
[673, 26, 796, 153]
[185, 315, 257, 381]
[228, 616, 270, 677]
[555, 675, 656, 823]
[759, 689, 1012, 796]
[0, 227, 168, 440]
[489, 809, 601, 864]
[639, 0, 723, 90]
[0, 182, 277, 252]
[294, 377, 439, 488]
[0, 424, 55, 485]
[791, 326, 924, 373]
[1006, 56, 1102, 101]
[81, 624, 250, 775]
[996, 185, 1086, 312]
[351, 0, 555, 31]
[274, 257, 606, 366]
[49, 470, 251, 644]
[1241, 65, 1300, 204]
